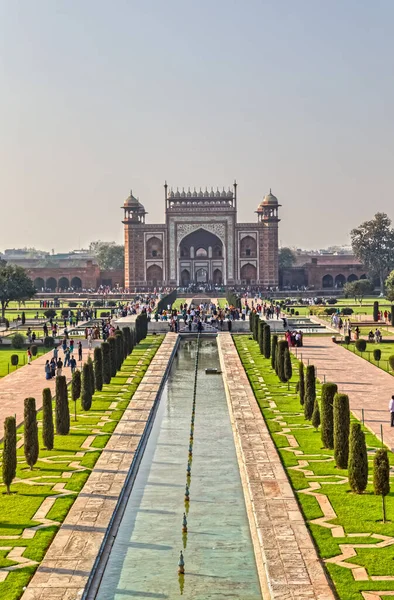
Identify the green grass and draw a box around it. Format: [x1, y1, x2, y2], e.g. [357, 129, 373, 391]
[233, 334, 394, 600]
[0, 334, 164, 598]
[344, 342, 394, 376]
[0, 348, 46, 378]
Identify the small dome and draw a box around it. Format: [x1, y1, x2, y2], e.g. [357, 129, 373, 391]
[221, 188, 227, 198]
[204, 187, 210, 198]
[262, 189, 278, 205]
[216, 187, 221, 197]
[210, 188, 215, 197]
[124, 190, 145, 211]
[227, 188, 233, 198]
[175, 187, 181, 198]
[192, 188, 198, 197]
[181, 187, 186, 198]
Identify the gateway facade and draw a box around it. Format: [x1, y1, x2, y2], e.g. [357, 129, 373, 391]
[122, 183, 280, 288]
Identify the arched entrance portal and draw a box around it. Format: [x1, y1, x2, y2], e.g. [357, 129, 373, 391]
[178, 228, 224, 285]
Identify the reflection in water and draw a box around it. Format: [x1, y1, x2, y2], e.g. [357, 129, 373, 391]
[95, 339, 262, 600]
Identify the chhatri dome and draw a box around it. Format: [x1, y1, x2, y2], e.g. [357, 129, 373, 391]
[257, 188, 279, 211]
[123, 189, 146, 213]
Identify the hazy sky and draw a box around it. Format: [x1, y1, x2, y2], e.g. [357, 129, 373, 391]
[1, 0, 394, 253]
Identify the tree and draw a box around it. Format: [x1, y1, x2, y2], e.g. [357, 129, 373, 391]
[312, 400, 321, 431]
[55, 376, 70, 435]
[279, 247, 296, 269]
[263, 325, 271, 359]
[351, 213, 394, 291]
[343, 279, 374, 304]
[374, 449, 390, 522]
[321, 383, 338, 449]
[258, 320, 264, 355]
[276, 340, 288, 382]
[385, 270, 394, 302]
[249, 311, 255, 333]
[304, 365, 316, 420]
[253, 313, 259, 342]
[348, 423, 368, 493]
[3, 416, 17, 494]
[298, 362, 305, 406]
[42, 388, 54, 451]
[81, 362, 92, 411]
[87, 356, 95, 397]
[115, 330, 124, 370]
[123, 326, 131, 357]
[373, 301, 379, 322]
[271, 335, 278, 371]
[0, 264, 36, 318]
[71, 369, 81, 401]
[284, 347, 292, 384]
[21, 311, 26, 325]
[24, 397, 39, 470]
[333, 393, 350, 469]
[101, 342, 111, 384]
[89, 241, 125, 271]
[93, 347, 103, 391]
[108, 336, 117, 378]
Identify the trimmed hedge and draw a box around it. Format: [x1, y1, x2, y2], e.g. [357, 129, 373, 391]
[276, 340, 288, 382]
[24, 397, 39, 470]
[263, 324, 271, 359]
[101, 342, 111, 384]
[271, 335, 278, 372]
[55, 375, 70, 435]
[42, 388, 54, 451]
[304, 365, 316, 420]
[355, 339, 367, 353]
[321, 382, 338, 449]
[3, 416, 17, 494]
[93, 347, 103, 392]
[298, 362, 305, 406]
[333, 393, 350, 469]
[348, 422, 368, 493]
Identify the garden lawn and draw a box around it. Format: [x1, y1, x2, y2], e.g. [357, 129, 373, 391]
[0, 334, 163, 600]
[171, 298, 187, 311]
[0, 348, 46, 378]
[233, 334, 394, 600]
[344, 341, 394, 376]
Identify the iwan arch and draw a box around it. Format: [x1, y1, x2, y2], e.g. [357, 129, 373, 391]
[122, 182, 280, 288]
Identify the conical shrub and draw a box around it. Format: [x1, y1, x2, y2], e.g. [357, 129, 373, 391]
[299, 362, 305, 406]
[312, 399, 321, 430]
[93, 347, 103, 392]
[304, 365, 316, 420]
[333, 393, 350, 469]
[71, 369, 81, 401]
[321, 383, 338, 449]
[42, 388, 54, 451]
[284, 347, 292, 382]
[24, 397, 39, 470]
[87, 356, 95, 397]
[263, 324, 271, 359]
[3, 416, 17, 494]
[55, 376, 70, 435]
[81, 362, 92, 411]
[348, 422, 368, 493]
[374, 448, 390, 522]
[108, 336, 117, 378]
[271, 335, 278, 371]
[101, 342, 111, 384]
[276, 340, 288, 382]
[258, 320, 264, 355]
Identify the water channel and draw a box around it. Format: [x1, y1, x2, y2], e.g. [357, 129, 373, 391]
[95, 338, 262, 599]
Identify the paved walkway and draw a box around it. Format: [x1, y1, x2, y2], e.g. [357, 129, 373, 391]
[292, 337, 394, 450]
[22, 333, 178, 600]
[0, 343, 93, 437]
[217, 333, 335, 600]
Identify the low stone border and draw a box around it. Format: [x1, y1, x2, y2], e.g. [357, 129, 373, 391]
[21, 333, 178, 600]
[217, 332, 335, 600]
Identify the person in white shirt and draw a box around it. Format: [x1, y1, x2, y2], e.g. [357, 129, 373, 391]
[389, 395, 394, 427]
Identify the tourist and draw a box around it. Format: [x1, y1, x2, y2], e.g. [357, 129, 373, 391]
[88, 333, 93, 350]
[390, 395, 394, 427]
[44, 360, 51, 380]
[70, 355, 77, 374]
[53, 344, 59, 360]
[64, 348, 71, 367]
[56, 357, 63, 377]
[27, 346, 32, 365]
[78, 340, 83, 361]
[50, 358, 56, 378]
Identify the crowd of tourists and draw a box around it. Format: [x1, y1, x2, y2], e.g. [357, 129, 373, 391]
[44, 339, 82, 380]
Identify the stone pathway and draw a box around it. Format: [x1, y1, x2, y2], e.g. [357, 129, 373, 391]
[21, 333, 178, 600]
[0, 343, 93, 438]
[292, 337, 394, 451]
[217, 332, 335, 600]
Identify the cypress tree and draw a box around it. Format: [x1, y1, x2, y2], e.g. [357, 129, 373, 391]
[93, 346, 103, 391]
[24, 397, 39, 470]
[108, 336, 117, 378]
[284, 347, 292, 383]
[249, 311, 254, 333]
[271, 335, 278, 371]
[373, 301, 379, 322]
[253, 313, 259, 342]
[348, 422, 368, 493]
[42, 388, 54, 451]
[123, 326, 131, 357]
[135, 317, 141, 344]
[374, 448, 390, 522]
[71, 369, 81, 401]
[81, 362, 92, 411]
[87, 356, 95, 396]
[299, 362, 305, 406]
[258, 320, 264, 354]
[3, 416, 17, 494]
[333, 393, 350, 469]
[101, 342, 111, 384]
[304, 365, 316, 420]
[277, 340, 288, 382]
[115, 330, 124, 370]
[391, 305, 394, 327]
[263, 324, 271, 359]
[130, 327, 136, 351]
[312, 399, 321, 430]
[321, 383, 338, 449]
[55, 375, 70, 435]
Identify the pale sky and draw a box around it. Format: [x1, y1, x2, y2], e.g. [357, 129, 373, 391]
[1, 0, 393, 253]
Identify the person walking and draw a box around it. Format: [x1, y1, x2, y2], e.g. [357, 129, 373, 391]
[56, 357, 63, 377]
[390, 395, 394, 427]
[44, 360, 51, 380]
[27, 346, 32, 365]
[78, 340, 83, 362]
[70, 355, 77, 374]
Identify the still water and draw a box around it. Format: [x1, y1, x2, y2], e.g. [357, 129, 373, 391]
[96, 338, 262, 599]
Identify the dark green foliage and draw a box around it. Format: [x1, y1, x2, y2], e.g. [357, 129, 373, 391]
[249, 311, 254, 333]
[299, 362, 305, 406]
[389, 355, 394, 371]
[253, 313, 259, 342]
[276, 340, 288, 382]
[258, 320, 264, 354]
[44, 336, 55, 348]
[42, 388, 54, 451]
[71, 369, 81, 401]
[87, 356, 95, 396]
[320, 383, 338, 449]
[123, 326, 131, 357]
[55, 375, 70, 435]
[263, 325, 271, 359]
[21, 311, 26, 325]
[43, 309, 56, 319]
[356, 339, 367, 353]
[11, 333, 24, 349]
[284, 347, 292, 382]
[11, 354, 19, 366]
[130, 328, 136, 352]
[391, 306, 394, 326]
[373, 348, 381, 362]
[3, 416, 17, 494]
[333, 393, 350, 469]
[81, 362, 92, 411]
[312, 399, 321, 430]
[24, 397, 39, 470]
[373, 300, 379, 322]
[271, 335, 278, 371]
[374, 448, 390, 522]
[101, 342, 111, 384]
[115, 330, 124, 370]
[31, 344, 38, 356]
[135, 313, 148, 343]
[93, 346, 103, 391]
[344, 335, 350, 346]
[108, 336, 117, 377]
[304, 365, 316, 420]
[348, 423, 368, 493]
